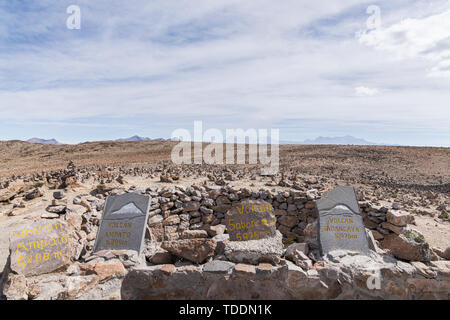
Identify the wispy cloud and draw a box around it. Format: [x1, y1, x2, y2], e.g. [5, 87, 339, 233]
[355, 86, 379, 96]
[357, 8, 450, 78]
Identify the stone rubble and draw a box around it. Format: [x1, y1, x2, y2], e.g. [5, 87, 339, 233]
[0, 161, 449, 300]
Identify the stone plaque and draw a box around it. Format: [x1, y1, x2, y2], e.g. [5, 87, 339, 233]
[316, 186, 370, 255]
[225, 199, 276, 241]
[9, 220, 73, 276]
[94, 193, 150, 254]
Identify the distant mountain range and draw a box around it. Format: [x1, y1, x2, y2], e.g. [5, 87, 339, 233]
[262, 135, 380, 145]
[115, 135, 152, 142]
[115, 135, 179, 142]
[20, 135, 383, 146]
[297, 135, 379, 145]
[26, 138, 61, 145]
[22, 135, 178, 144]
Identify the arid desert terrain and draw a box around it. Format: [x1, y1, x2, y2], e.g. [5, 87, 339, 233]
[0, 140, 449, 299]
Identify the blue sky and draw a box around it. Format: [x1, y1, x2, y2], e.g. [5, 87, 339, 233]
[0, 0, 449, 146]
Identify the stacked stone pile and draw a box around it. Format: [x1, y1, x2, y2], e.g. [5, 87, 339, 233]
[140, 184, 320, 245]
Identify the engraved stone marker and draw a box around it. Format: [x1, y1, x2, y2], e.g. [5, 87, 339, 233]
[94, 193, 150, 254]
[9, 220, 73, 276]
[225, 199, 276, 241]
[316, 186, 370, 255]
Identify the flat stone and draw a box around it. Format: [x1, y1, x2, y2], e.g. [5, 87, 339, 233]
[202, 214, 215, 224]
[216, 195, 231, 205]
[370, 229, 384, 240]
[53, 191, 65, 200]
[366, 228, 382, 254]
[212, 204, 231, 213]
[181, 230, 208, 239]
[52, 199, 68, 206]
[278, 215, 299, 228]
[200, 206, 213, 215]
[386, 210, 414, 227]
[93, 259, 127, 281]
[41, 212, 60, 219]
[148, 225, 164, 242]
[285, 243, 309, 256]
[285, 244, 312, 270]
[183, 201, 201, 212]
[148, 214, 163, 226]
[203, 260, 235, 273]
[46, 205, 66, 214]
[429, 261, 450, 277]
[225, 199, 277, 241]
[206, 185, 222, 191]
[9, 220, 74, 276]
[441, 247, 450, 260]
[381, 222, 405, 234]
[25, 188, 42, 200]
[161, 239, 217, 264]
[316, 186, 370, 255]
[0, 190, 16, 202]
[163, 215, 180, 226]
[274, 209, 287, 216]
[212, 234, 229, 242]
[175, 265, 201, 274]
[94, 193, 150, 254]
[410, 261, 437, 278]
[381, 232, 431, 262]
[306, 269, 319, 277]
[151, 251, 174, 265]
[234, 263, 256, 275]
[224, 231, 284, 265]
[159, 264, 175, 275]
[256, 263, 273, 273]
[206, 224, 226, 237]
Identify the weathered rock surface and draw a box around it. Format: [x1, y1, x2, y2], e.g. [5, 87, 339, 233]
[224, 231, 284, 265]
[9, 220, 75, 277]
[202, 260, 235, 274]
[225, 199, 277, 241]
[381, 231, 431, 262]
[0, 190, 16, 202]
[0, 170, 448, 300]
[24, 188, 43, 200]
[285, 243, 312, 270]
[386, 210, 414, 227]
[443, 247, 450, 260]
[161, 239, 216, 264]
[181, 230, 208, 239]
[118, 250, 450, 300]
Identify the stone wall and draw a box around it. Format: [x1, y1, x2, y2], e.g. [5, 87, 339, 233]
[141, 184, 320, 244]
[2, 248, 449, 300]
[1, 181, 449, 300]
[120, 255, 450, 300]
[70, 183, 441, 263]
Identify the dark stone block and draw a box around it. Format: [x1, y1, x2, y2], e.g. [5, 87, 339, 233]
[316, 186, 370, 255]
[93, 193, 150, 254]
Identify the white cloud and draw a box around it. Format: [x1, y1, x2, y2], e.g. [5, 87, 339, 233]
[355, 86, 379, 97]
[358, 8, 450, 77]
